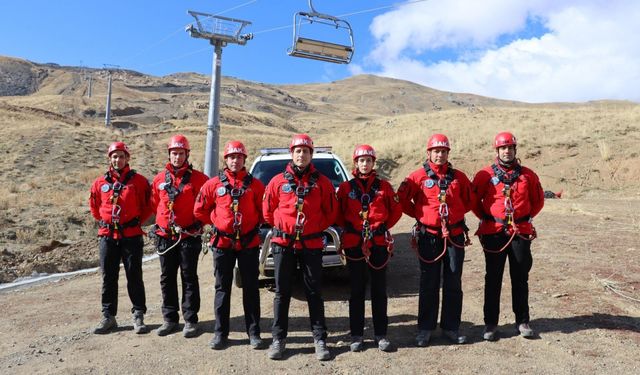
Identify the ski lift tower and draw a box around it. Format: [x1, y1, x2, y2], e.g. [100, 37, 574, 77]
[186, 10, 253, 177]
[103, 64, 120, 127]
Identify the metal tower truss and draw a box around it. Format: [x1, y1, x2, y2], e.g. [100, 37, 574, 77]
[186, 11, 253, 46]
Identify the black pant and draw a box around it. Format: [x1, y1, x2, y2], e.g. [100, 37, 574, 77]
[271, 244, 327, 341]
[346, 245, 389, 337]
[416, 232, 465, 331]
[157, 236, 201, 324]
[481, 233, 533, 326]
[213, 247, 261, 337]
[99, 236, 146, 317]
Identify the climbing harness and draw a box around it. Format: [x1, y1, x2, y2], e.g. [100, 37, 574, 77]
[162, 167, 192, 239]
[271, 170, 325, 249]
[410, 163, 470, 264]
[99, 169, 139, 238]
[155, 167, 202, 255]
[482, 163, 536, 254]
[209, 171, 258, 251]
[339, 177, 394, 270]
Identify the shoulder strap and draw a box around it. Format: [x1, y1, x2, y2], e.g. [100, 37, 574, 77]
[104, 169, 136, 192]
[349, 179, 362, 200]
[423, 163, 455, 190]
[122, 169, 137, 185]
[349, 177, 381, 214]
[491, 163, 521, 185]
[164, 168, 191, 201]
[220, 170, 252, 197]
[309, 170, 320, 187]
[349, 177, 381, 200]
[242, 173, 253, 191]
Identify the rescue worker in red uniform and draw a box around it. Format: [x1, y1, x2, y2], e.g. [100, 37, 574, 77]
[336, 144, 403, 353]
[89, 141, 152, 334]
[471, 131, 544, 341]
[150, 135, 208, 338]
[193, 140, 266, 350]
[263, 134, 338, 361]
[397, 134, 473, 347]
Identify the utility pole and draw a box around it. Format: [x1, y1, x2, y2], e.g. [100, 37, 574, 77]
[105, 73, 112, 126]
[80, 61, 92, 98]
[186, 10, 252, 177]
[87, 74, 92, 98]
[103, 64, 120, 127]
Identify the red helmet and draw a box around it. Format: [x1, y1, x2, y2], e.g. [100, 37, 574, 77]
[426, 134, 450, 151]
[167, 134, 190, 151]
[494, 132, 517, 148]
[223, 140, 248, 158]
[107, 141, 130, 157]
[353, 144, 376, 161]
[289, 134, 314, 152]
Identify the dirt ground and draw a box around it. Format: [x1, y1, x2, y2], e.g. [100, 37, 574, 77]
[1, 198, 639, 375]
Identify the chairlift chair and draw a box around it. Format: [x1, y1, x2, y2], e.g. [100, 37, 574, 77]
[288, 0, 354, 64]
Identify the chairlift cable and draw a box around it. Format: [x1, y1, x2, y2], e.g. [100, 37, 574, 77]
[339, 0, 430, 18]
[144, 46, 212, 68]
[134, 0, 429, 70]
[253, 0, 429, 35]
[122, 1, 259, 68]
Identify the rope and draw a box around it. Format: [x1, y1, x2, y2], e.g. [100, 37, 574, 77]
[412, 236, 447, 264]
[155, 226, 203, 256]
[481, 228, 536, 254]
[597, 274, 640, 303]
[339, 243, 393, 270]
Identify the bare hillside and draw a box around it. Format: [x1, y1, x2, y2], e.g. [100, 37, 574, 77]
[0, 55, 639, 285]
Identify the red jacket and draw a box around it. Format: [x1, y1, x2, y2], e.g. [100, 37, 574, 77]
[263, 163, 338, 250]
[397, 161, 473, 237]
[193, 168, 265, 249]
[336, 171, 403, 248]
[151, 163, 209, 239]
[471, 160, 544, 235]
[89, 165, 152, 239]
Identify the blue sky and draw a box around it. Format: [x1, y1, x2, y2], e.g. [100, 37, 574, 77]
[1, 0, 639, 103]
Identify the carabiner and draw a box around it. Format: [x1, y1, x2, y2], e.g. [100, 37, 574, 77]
[295, 185, 307, 197]
[295, 211, 306, 228]
[360, 193, 371, 205]
[233, 211, 243, 227]
[111, 204, 122, 219]
[438, 202, 449, 218]
[230, 188, 242, 198]
[504, 197, 514, 213]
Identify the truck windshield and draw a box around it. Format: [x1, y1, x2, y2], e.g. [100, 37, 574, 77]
[251, 158, 348, 188]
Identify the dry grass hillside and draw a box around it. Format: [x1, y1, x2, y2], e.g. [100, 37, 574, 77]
[0, 55, 639, 283]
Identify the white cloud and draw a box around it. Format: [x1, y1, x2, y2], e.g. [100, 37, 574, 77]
[354, 0, 640, 102]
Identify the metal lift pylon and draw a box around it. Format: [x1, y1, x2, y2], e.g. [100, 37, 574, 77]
[186, 10, 253, 177]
